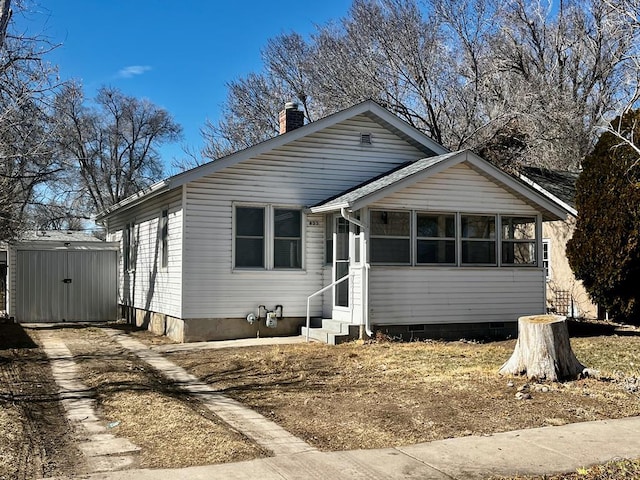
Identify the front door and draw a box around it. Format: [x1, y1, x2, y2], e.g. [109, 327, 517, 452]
[334, 216, 349, 308]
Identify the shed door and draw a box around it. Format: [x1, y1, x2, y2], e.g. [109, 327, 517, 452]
[16, 250, 117, 322]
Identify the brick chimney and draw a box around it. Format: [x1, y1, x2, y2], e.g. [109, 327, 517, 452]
[279, 102, 304, 134]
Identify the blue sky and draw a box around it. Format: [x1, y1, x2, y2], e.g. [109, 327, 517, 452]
[17, 0, 353, 172]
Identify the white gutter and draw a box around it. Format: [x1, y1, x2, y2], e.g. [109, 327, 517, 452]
[340, 207, 372, 338]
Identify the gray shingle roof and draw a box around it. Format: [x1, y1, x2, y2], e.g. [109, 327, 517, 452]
[521, 167, 579, 209]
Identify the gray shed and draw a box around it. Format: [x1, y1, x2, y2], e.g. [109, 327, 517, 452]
[2, 231, 119, 322]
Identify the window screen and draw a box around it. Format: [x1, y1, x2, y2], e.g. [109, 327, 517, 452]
[370, 210, 410, 264]
[417, 213, 456, 264]
[461, 215, 496, 264]
[235, 207, 265, 268]
[274, 209, 301, 268]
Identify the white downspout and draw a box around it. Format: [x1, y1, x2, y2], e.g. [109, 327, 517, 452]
[340, 207, 372, 338]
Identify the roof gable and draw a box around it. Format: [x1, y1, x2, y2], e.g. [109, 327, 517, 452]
[311, 150, 572, 221]
[97, 101, 448, 220]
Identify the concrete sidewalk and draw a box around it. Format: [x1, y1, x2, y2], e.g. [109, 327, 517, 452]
[52, 415, 640, 479]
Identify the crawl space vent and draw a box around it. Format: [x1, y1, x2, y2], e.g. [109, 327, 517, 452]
[360, 133, 372, 145]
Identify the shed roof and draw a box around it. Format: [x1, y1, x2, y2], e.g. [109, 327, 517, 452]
[18, 230, 105, 243]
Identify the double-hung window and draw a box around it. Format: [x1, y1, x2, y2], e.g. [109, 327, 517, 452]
[461, 215, 496, 265]
[542, 239, 551, 279]
[160, 209, 169, 269]
[235, 206, 302, 269]
[235, 207, 265, 268]
[274, 209, 302, 268]
[416, 213, 456, 264]
[501, 216, 536, 265]
[123, 222, 136, 272]
[370, 210, 410, 264]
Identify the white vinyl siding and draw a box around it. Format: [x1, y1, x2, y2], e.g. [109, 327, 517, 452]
[106, 188, 183, 319]
[367, 161, 545, 326]
[182, 114, 426, 319]
[371, 163, 537, 214]
[369, 268, 545, 325]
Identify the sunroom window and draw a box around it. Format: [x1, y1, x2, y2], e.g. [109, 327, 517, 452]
[370, 210, 410, 264]
[235, 207, 265, 268]
[501, 216, 536, 265]
[461, 215, 496, 265]
[416, 213, 456, 264]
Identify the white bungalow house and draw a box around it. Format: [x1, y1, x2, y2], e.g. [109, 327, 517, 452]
[96, 101, 572, 343]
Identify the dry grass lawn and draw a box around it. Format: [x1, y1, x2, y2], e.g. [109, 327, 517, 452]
[2, 321, 639, 477]
[167, 333, 640, 451]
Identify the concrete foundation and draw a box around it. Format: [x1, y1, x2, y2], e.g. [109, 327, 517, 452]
[120, 305, 305, 343]
[375, 321, 518, 342]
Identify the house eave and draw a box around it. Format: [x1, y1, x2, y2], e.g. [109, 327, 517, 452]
[310, 150, 574, 221]
[309, 202, 350, 214]
[518, 173, 578, 218]
[95, 179, 171, 222]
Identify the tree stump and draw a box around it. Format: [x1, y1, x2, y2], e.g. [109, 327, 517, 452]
[499, 315, 586, 381]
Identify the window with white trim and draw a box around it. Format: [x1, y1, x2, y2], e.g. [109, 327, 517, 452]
[160, 209, 169, 269]
[235, 206, 265, 268]
[325, 218, 333, 265]
[461, 215, 496, 265]
[542, 239, 551, 280]
[416, 213, 456, 264]
[370, 210, 410, 264]
[234, 206, 303, 270]
[274, 209, 302, 268]
[501, 216, 536, 265]
[123, 222, 136, 272]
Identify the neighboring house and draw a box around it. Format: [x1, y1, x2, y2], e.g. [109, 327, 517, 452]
[521, 168, 598, 319]
[1, 231, 118, 322]
[96, 101, 572, 343]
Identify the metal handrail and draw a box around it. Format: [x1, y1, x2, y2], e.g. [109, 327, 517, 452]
[305, 272, 352, 342]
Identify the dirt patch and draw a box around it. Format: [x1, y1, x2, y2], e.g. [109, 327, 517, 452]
[169, 335, 640, 451]
[0, 323, 85, 479]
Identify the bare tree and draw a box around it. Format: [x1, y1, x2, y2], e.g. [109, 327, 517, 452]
[600, 0, 640, 161]
[0, 0, 65, 240]
[479, 0, 634, 169]
[52, 83, 182, 217]
[201, 0, 635, 173]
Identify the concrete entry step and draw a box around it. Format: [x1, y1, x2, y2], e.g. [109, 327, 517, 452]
[301, 319, 361, 345]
